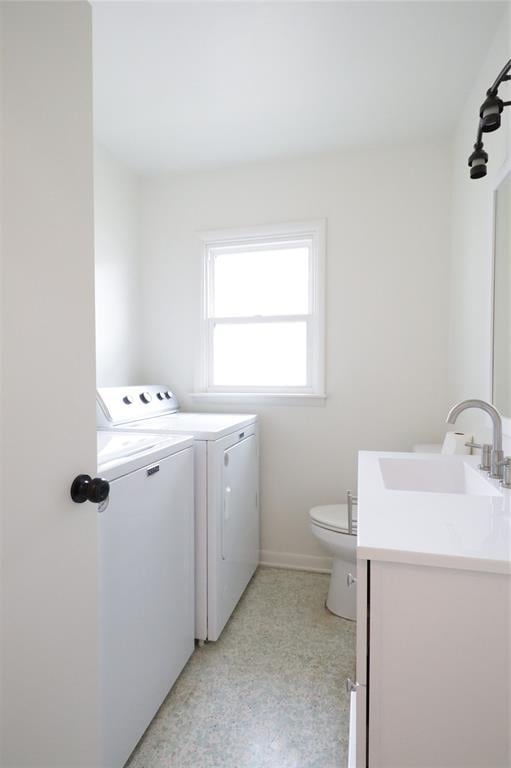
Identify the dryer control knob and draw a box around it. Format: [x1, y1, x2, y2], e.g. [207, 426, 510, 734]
[140, 391, 152, 404]
[156, 392, 165, 400]
[123, 395, 133, 405]
[165, 391, 173, 399]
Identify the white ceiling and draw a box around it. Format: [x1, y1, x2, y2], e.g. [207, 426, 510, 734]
[92, 1, 506, 174]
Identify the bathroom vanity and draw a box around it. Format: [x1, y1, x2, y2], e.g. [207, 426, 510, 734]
[349, 451, 511, 768]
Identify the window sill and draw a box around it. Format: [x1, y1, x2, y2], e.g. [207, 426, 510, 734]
[189, 392, 327, 407]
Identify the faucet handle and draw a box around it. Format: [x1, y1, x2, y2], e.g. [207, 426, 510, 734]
[498, 458, 511, 489]
[465, 441, 492, 471]
[479, 444, 492, 472]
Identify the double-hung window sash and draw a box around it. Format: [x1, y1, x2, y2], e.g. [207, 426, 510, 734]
[202, 222, 325, 395]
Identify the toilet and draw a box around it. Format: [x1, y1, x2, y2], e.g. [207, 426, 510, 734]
[309, 504, 357, 620]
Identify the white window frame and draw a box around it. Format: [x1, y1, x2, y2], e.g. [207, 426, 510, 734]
[194, 220, 326, 405]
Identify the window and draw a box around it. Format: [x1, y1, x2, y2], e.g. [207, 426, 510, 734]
[199, 220, 325, 401]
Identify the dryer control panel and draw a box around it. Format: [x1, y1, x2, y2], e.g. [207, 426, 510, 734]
[97, 385, 180, 426]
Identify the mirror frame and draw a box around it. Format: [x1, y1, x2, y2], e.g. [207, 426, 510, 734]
[491, 157, 511, 437]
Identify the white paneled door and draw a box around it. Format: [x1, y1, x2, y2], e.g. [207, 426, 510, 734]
[1, 3, 100, 766]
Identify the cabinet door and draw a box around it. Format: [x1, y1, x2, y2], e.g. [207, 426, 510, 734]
[369, 561, 510, 768]
[99, 448, 194, 768]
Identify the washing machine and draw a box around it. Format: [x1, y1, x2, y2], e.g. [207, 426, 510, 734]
[96, 385, 259, 642]
[97, 430, 194, 768]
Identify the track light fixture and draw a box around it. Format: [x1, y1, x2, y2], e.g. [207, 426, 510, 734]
[468, 144, 489, 179]
[468, 58, 511, 179]
[479, 93, 504, 133]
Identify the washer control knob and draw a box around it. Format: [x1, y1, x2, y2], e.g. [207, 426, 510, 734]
[140, 391, 152, 404]
[123, 395, 133, 405]
[165, 390, 173, 399]
[157, 392, 165, 400]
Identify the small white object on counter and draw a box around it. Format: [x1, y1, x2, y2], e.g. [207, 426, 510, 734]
[441, 430, 473, 455]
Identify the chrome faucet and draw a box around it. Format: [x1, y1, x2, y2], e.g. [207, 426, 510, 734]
[446, 399, 504, 479]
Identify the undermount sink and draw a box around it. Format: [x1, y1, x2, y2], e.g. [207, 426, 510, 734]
[379, 457, 501, 497]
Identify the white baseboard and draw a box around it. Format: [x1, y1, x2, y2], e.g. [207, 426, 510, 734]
[259, 549, 332, 574]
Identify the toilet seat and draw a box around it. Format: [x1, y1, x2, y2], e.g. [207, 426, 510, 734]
[309, 504, 356, 534]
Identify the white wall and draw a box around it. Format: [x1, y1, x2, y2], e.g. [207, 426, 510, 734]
[448, 12, 511, 446]
[94, 144, 141, 385]
[138, 145, 452, 569]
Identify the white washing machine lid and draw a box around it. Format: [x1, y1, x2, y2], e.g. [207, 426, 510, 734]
[101, 412, 257, 441]
[97, 431, 193, 480]
[309, 504, 354, 534]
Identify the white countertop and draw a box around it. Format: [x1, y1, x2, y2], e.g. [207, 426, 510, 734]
[357, 451, 511, 575]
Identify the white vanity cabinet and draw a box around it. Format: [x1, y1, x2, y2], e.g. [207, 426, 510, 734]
[352, 450, 511, 768]
[353, 556, 510, 768]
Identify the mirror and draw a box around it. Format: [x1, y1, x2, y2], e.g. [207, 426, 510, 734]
[492, 168, 511, 417]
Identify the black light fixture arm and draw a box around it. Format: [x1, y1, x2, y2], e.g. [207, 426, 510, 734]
[468, 58, 511, 179]
[488, 60, 511, 95]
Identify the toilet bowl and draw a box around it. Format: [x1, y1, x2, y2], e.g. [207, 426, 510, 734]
[309, 504, 357, 620]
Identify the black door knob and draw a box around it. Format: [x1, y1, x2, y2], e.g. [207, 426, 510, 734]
[71, 474, 110, 504]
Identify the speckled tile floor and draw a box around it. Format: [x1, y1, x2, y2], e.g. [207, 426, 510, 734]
[127, 567, 356, 768]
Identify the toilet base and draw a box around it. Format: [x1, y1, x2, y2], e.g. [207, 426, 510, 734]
[326, 558, 356, 620]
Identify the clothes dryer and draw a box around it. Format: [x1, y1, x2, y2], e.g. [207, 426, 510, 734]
[97, 386, 259, 641]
